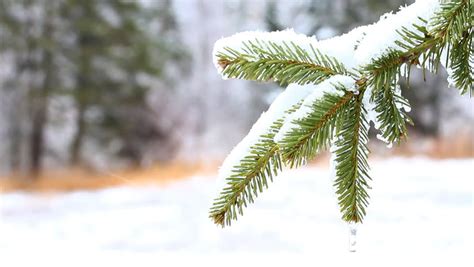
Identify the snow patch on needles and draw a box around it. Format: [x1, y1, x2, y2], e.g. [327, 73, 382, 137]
[274, 75, 355, 143]
[440, 48, 463, 89]
[393, 85, 411, 113]
[355, 0, 441, 66]
[218, 83, 315, 180]
[317, 25, 372, 69]
[362, 86, 378, 125]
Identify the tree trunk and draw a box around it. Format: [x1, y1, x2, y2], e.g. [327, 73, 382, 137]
[69, 32, 90, 166]
[70, 101, 86, 165]
[28, 5, 55, 178]
[29, 96, 48, 177]
[29, 56, 53, 177]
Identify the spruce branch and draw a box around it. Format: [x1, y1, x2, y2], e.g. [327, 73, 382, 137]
[210, 0, 473, 229]
[209, 103, 302, 227]
[362, 0, 472, 95]
[425, 0, 472, 93]
[216, 40, 352, 85]
[209, 132, 281, 227]
[373, 85, 413, 144]
[333, 89, 371, 223]
[448, 30, 473, 94]
[278, 86, 354, 168]
[360, 0, 471, 144]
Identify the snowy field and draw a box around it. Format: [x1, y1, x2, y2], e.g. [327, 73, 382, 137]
[0, 158, 472, 267]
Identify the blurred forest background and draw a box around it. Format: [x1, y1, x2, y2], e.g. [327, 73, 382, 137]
[0, 0, 472, 181]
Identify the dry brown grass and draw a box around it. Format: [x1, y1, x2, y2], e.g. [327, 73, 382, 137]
[0, 161, 218, 193]
[389, 134, 474, 158]
[1, 134, 471, 193]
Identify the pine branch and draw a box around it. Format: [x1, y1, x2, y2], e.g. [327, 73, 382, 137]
[373, 84, 413, 144]
[278, 88, 354, 168]
[209, 103, 302, 227]
[209, 133, 281, 227]
[427, 0, 473, 93]
[216, 40, 352, 85]
[333, 90, 371, 223]
[362, 22, 437, 95]
[361, 0, 471, 145]
[430, 0, 471, 43]
[362, 0, 472, 95]
[448, 30, 473, 94]
[210, 0, 473, 229]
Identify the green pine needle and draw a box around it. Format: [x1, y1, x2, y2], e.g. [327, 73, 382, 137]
[216, 40, 353, 86]
[278, 88, 355, 168]
[333, 91, 371, 223]
[373, 85, 413, 144]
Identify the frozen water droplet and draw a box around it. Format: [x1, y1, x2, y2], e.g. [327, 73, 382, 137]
[348, 222, 358, 252]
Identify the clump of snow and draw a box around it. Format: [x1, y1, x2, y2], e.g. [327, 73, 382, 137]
[354, 0, 441, 66]
[274, 75, 355, 143]
[444, 67, 457, 88]
[317, 25, 372, 69]
[440, 48, 462, 89]
[362, 86, 377, 125]
[393, 84, 411, 113]
[218, 83, 315, 180]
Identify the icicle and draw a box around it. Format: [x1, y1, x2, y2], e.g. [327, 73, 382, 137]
[348, 222, 358, 252]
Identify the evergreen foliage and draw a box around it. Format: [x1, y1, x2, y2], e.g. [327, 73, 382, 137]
[332, 90, 371, 223]
[210, 103, 302, 226]
[210, 0, 473, 227]
[216, 41, 351, 86]
[278, 88, 354, 168]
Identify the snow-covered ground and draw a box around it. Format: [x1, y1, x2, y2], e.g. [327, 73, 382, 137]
[0, 158, 472, 266]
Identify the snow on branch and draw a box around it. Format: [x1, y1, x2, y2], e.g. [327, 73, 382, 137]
[211, 83, 317, 226]
[212, 29, 361, 85]
[355, 0, 441, 66]
[218, 83, 315, 180]
[210, 0, 472, 227]
[212, 29, 318, 73]
[275, 75, 355, 144]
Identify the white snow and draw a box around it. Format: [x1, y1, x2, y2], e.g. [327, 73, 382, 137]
[218, 83, 315, 180]
[354, 0, 441, 66]
[274, 75, 355, 143]
[317, 25, 372, 69]
[0, 158, 472, 266]
[362, 86, 377, 124]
